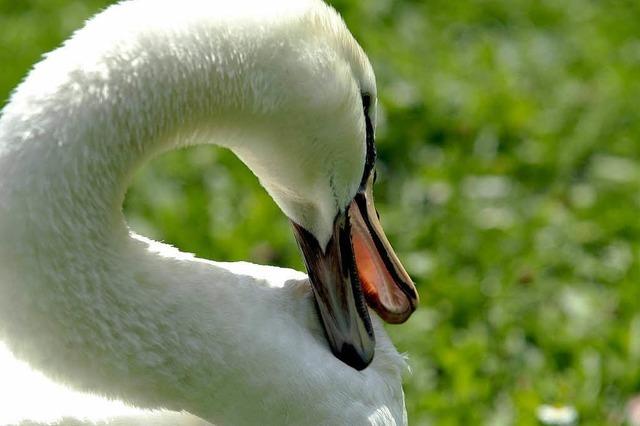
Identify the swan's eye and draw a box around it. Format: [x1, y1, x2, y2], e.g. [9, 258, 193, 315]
[360, 93, 376, 191]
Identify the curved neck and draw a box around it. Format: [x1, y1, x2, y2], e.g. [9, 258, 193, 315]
[0, 0, 368, 244]
[0, 2, 300, 417]
[4, 17, 274, 237]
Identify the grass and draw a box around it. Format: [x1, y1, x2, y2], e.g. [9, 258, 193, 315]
[1, 0, 639, 424]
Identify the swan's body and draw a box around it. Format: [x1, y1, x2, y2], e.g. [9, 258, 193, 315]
[0, 342, 209, 424]
[0, 0, 413, 424]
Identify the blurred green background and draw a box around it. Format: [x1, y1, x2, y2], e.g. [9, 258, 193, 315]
[1, 0, 639, 424]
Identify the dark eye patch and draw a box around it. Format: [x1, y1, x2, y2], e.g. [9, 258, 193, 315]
[360, 93, 376, 190]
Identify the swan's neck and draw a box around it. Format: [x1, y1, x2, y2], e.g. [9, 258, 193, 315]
[1, 0, 368, 240]
[0, 2, 298, 415]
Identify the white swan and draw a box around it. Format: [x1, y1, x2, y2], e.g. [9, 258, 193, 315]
[0, 0, 419, 424]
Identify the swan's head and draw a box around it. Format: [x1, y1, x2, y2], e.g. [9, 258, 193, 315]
[223, 2, 419, 370]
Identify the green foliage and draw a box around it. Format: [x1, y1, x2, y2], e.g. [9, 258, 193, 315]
[1, 0, 639, 424]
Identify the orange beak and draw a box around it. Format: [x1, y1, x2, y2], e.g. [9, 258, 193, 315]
[292, 174, 418, 370]
[348, 174, 418, 324]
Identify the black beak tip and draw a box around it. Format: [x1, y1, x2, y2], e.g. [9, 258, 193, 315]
[336, 342, 374, 371]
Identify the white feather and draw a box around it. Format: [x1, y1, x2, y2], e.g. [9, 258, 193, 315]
[0, 0, 405, 424]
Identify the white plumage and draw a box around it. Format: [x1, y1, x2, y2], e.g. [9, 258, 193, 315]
[0, 0, 408, 424]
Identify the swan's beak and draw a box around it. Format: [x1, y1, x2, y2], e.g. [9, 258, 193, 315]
[292, 214, 375, 371]
[292, 175, 418, 371]
[349, 174, 419, 324]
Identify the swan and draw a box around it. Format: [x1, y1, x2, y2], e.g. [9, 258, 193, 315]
[0, 0, 419, 424]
